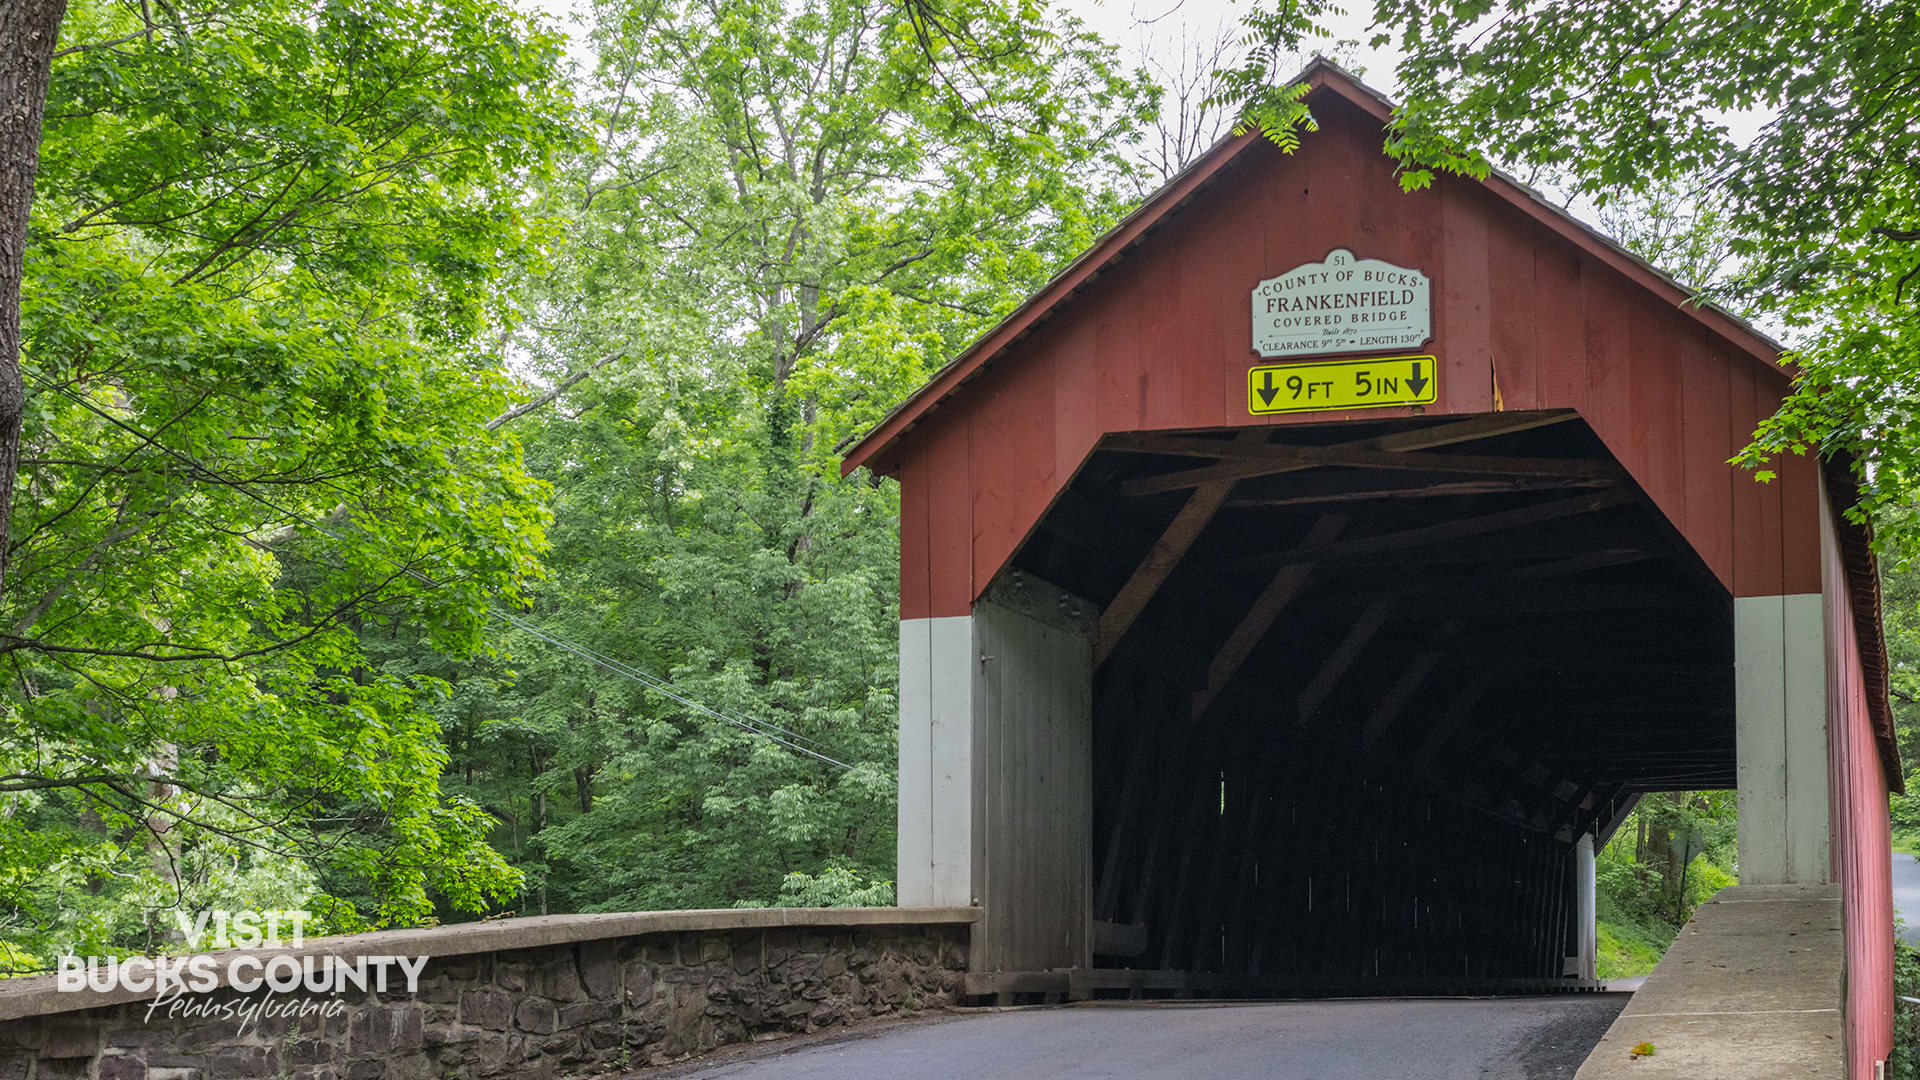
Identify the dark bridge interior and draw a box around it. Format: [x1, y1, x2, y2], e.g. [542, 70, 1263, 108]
[1006, 410, 1733, 984]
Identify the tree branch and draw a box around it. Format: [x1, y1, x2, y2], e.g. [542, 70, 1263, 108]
[484, 352, 624, 430]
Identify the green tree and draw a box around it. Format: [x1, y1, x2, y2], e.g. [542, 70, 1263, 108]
[0, 0, 573, 963]
[415, 0, 1154, 913]
[0, 0, 68, 602]
[1882, 557, 1920, 828]
[1259, 0, 1920, 546]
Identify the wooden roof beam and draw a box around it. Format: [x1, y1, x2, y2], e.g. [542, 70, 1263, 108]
[1233, 487, 1642, 573]
[1360, 620, 1465, 751]
[1302, 549, 1671, 619]
[1297, 595, 1396, 725]
[1193, 513, 1348, 717]
[1370, 587, 1693, 620]
[1593, 791, 1643, 847]
[1093, 429, 1267, 667]
[1110, 411, 1584, 497]
[1359, 650, 1446, 751]
[1326, 532, 1651, 566]
[1411, 674, 1492, 773]
[1224, 474, 1614, 509]
[1109, 438, 1620, 475]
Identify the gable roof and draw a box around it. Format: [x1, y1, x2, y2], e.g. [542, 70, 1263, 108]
[841, 58, 1785, 478]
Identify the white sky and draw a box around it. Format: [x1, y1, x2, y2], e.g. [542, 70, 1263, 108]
[527, 0, 1403, 93]
[522, 0, 1769, 257]
[1059, 0, 1405, 90]
[1057, 0, 1766, 143]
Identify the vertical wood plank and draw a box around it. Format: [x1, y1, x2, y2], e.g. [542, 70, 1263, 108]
[1533, 241, 1586, 410]
[1582, 256, 1633, 453]
[972, 348, 1056, 606]
[1005, 607, 1028, 971]
[898, 443, 932, 621]
[1487, 217, 1539, 410]
[1782, 594, 1829, 881]
[1138, 220, 1184, 430]
[1159, 775, 1212, 970]
[1730, 356, 1785, 598]
[896, 618, 935, 907]
[1070, 619, 1094, 968]
[1230, 142, 1283, 431]
[1629, 308, 1687, 521]
[973, 602, 1000, 969]
[1297, 105, 1361, 283]
[1776, 410, 1824, 596]
[1440, 182, 1495, 413]
[1095, 702, 1153, 920]
[925, 410, 973, 616]
[1176, 188, 1231, 429]
[971, 590, 1093, 976]
[1128, 679, 1187, 927]
[928, 616, 974, 908]
[1737, 595, 1790, 883]
[1680, 328, 1736, 591]
[1050, 317, 1100, 492]
[1094, 261, 1148, 436]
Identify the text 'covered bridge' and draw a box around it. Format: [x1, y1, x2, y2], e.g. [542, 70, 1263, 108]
[841, 61, 1902, 1077]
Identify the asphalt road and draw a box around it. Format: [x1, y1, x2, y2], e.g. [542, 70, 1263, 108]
[1893, 848, 1920, 943]
[648, 996, 1631, 1080]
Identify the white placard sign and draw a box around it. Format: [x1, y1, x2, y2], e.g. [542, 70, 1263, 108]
[1251, 248, 1431, 358]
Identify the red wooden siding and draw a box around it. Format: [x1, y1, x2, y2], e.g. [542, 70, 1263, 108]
[885, 86, 1811, 619]
[1679, 329, 1735, 587]
[874, 60, 1898, 1064]
[1826, 488, 1895, 1077]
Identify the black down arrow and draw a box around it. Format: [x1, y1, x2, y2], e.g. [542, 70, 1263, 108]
[1257, 371, 1280, 406]
[1406, 362, 1429, 396]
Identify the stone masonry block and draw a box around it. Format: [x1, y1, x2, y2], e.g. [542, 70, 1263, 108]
[459, 991, 513, 1031]
[41, 1021, 97, 1059]
[579, 946, 620, 1001]
[533, 959, 585, 1003]
[98, 1053, 147, 1080]
[513, 999, 557, 1035]
[208, 1044, 277, 1079]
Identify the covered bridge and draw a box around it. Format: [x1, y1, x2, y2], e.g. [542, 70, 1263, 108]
[842, 61, 1901, 1075]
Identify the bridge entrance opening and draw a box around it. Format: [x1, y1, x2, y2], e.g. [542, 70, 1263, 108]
[1007, 410, 1725, 994]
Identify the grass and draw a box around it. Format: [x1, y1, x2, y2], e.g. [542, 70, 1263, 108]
[1592, 859, 1734, 980]
[1596, 917, 1668, 980]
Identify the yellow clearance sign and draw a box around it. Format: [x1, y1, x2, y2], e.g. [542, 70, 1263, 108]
[1247, 355, 1438, 415]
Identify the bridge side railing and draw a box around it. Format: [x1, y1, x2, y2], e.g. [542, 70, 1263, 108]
[0, 906, 978, 1079]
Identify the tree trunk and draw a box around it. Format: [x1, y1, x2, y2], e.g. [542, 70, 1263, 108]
[0, 0, 67, 598]
[573, 765, 594, 815]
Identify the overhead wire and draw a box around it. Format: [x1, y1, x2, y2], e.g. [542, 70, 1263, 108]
[30, 374, 883, 780]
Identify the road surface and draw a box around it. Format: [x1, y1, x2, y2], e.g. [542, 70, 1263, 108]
[646, 996, 1631, 1080]
[1893, 848, 1920, 943]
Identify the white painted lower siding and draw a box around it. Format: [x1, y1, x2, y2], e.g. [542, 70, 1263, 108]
[1574, 833, 1596, 981]
[897, 616, 975, 908]
[1734, 593, 1830, 885]
[897, 579, 1095, 976]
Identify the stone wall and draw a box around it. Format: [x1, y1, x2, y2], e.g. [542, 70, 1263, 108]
[0, 908, 975, 1080]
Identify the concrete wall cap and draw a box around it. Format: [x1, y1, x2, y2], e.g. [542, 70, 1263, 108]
[1574, 884, 1844, 1079]
[0, 906, 980, 1022]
